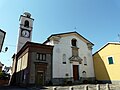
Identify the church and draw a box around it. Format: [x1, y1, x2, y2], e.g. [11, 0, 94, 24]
[10, 12, 95, 85]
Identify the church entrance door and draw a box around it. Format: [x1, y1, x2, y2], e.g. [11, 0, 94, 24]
[73, 65, 79, 80]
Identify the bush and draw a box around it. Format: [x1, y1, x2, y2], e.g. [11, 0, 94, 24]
[0, 71, 10, 80]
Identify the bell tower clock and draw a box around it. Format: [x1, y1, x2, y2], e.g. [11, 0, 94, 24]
[17, 12, 34, 52]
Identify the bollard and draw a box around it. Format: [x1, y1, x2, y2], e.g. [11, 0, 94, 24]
[84, 85, 88, 90]
[106, 83, 110, 90]
[53, 87, 57, 90]
[96, 84, 100, 90]
[69, 86, 73, 90]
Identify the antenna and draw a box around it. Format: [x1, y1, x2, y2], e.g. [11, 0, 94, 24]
[74, 27, 77, 31]
[74, 27, 77, 29]
[118, 34, 120, 43]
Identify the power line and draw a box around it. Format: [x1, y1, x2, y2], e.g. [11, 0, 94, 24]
[0, 44, 16, 49]
[4, 44, 16, 47]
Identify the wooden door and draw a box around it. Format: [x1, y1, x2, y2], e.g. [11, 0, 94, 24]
[36, 72, 44, 85]
[73, 65, 79, 80]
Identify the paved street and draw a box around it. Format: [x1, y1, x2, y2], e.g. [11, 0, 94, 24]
[0, 86, 29, 90]
[0, 85, 48, 90]
[1, 84, 120, 90]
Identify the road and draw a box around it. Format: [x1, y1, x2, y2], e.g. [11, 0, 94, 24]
[0, 85, 48, 90]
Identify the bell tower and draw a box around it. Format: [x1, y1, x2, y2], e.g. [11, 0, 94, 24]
[17, 12, 34, 52]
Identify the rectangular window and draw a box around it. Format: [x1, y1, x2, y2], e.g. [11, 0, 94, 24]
[108, 57, 114, 64]
[36, 53, 39, 60]
[36, 53, 46, 61]
[42, 54, 46, 61]
[40, 54, 42, 60]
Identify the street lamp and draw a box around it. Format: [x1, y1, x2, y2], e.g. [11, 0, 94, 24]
[1, 47, 8, 53]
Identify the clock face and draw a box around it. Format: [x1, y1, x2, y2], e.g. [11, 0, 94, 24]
[21, 30, 30, 38]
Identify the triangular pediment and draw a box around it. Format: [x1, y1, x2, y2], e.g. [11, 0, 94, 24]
[69, 55, 83, 64]
[44, 31, 94, 46]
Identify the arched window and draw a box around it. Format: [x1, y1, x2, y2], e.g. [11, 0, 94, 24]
[24, 20, 29, 28]
[71, 39, 77, 46]
[63, 54, 66, 64]
[82, 71, 86, 77]
[84, 56, 87, 65]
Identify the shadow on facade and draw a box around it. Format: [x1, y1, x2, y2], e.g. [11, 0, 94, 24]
[93, 53, 111, 84]
[10, 68, 28, 86]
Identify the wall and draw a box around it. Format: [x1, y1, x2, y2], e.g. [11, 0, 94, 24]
[46, 35, 95, 81]
[16, 53, 28, 73]
[16, 52, 28, 84]
[29, 45, 53, 85]
[29, 52, 35, 84]
[93, 44, 120, 83]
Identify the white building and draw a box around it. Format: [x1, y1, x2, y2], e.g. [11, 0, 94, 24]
[44, 32, 95, 84]
[17, 12, 34, 52]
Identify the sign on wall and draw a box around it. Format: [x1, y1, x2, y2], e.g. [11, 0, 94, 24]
[0, 29, 6, 52]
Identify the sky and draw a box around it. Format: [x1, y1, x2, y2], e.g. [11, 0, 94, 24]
[0, 0, 120, 66]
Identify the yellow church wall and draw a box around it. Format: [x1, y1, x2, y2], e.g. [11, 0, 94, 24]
[93, 43, 120, 82]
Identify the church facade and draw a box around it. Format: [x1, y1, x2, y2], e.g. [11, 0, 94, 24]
[11, 12, 95, 85]
[44, 32, 95, 84]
